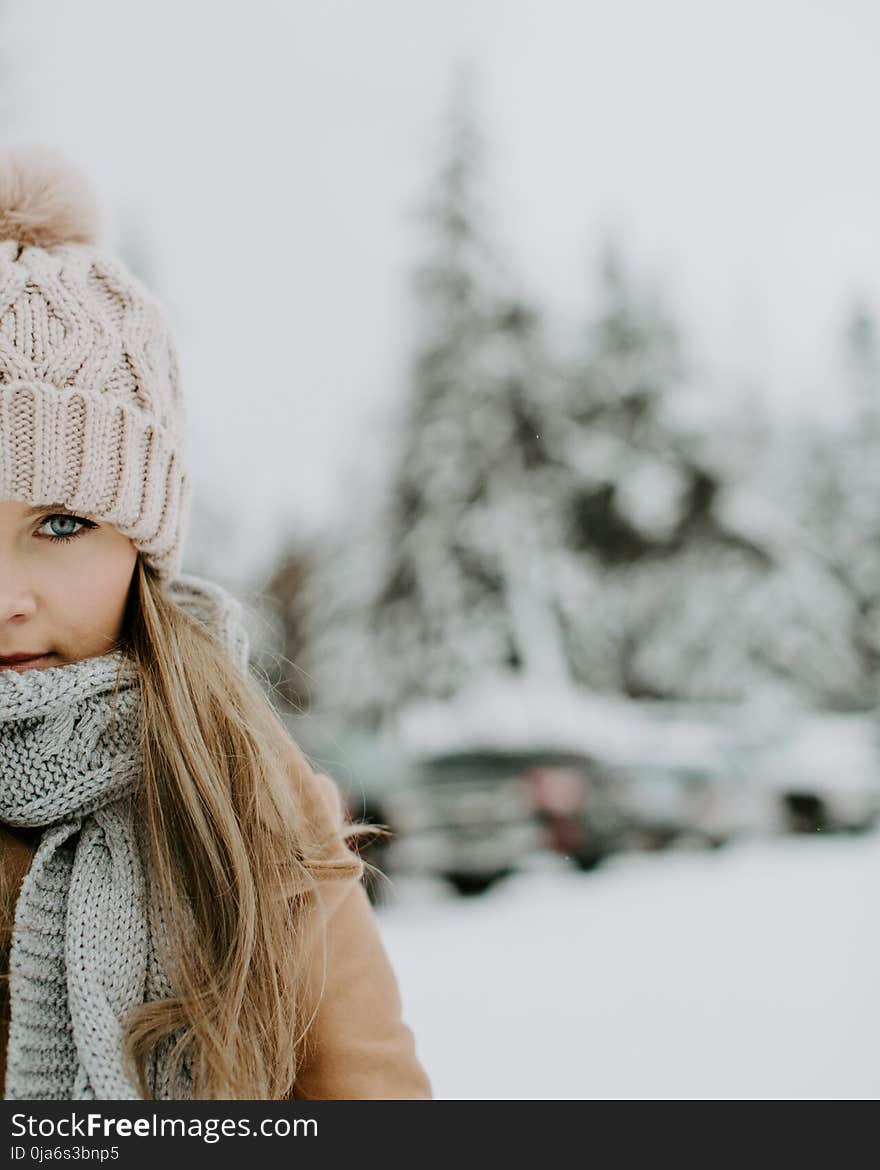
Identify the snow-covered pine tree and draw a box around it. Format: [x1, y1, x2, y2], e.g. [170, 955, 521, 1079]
[561, 239, 697, 564]
[367, 77, 578, 715]
[302, 73, 574, 727]
[556, 243, 862, 706]
[555, 239, 738, 694]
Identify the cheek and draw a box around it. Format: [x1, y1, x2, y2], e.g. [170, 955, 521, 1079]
[49, 537, 136, 642]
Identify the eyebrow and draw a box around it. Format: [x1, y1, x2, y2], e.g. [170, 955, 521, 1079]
[24, 503, 96, 519]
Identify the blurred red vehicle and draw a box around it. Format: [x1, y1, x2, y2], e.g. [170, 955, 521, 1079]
[519, 750, 629, 871]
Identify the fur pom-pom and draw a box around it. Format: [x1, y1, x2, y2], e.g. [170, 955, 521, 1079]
[0, 143, 101, 249]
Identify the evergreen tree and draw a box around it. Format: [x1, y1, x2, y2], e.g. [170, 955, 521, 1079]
[303, 75, 572, 726]
[556, 244, 861, 706]
[371, 79, 574, 711]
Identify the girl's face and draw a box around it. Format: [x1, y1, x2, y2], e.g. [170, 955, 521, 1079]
[0, 499, 137, 672]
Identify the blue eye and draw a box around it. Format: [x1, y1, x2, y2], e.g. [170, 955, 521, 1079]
[37, 514, 97, 543]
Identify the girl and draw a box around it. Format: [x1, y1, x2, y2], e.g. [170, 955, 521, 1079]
[0, 145, 432, 1101]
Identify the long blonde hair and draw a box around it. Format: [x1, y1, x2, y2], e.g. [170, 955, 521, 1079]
[117, 556, 376, 1099]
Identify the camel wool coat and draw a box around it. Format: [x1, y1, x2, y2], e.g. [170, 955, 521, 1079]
[0, 769, 433, 1101]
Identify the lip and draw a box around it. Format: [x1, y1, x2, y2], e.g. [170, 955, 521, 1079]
[0, 653, 54, 672]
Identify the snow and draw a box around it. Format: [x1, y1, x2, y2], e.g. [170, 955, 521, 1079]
[752, 712, 880, 795]
[377, 833, 880, 1099]
[393, 670, 762, 771]
[394, 671, 701, 758]
[395, 672, 629, 756]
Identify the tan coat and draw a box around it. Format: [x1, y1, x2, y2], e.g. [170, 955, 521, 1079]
[0, 770, 433, 1101]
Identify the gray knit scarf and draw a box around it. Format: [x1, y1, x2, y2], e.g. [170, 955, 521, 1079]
[0, 573, 251, 1101]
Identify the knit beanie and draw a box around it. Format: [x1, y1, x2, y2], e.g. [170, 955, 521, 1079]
[0, 144, 189, 580]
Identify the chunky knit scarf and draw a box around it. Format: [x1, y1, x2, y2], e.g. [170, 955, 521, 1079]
[0, 573, 251, 1100]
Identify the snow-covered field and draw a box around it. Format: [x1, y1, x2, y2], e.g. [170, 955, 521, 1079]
[377, 833, 880, 1100]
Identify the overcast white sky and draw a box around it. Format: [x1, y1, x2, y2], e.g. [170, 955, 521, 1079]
[5, 0, 880, 575]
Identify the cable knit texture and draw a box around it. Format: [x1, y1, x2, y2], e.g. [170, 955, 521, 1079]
[0, 144, 189, 581]
[0, 573, 249, 1100]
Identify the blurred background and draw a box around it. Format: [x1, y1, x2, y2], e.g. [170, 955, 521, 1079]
[7, 0, 880, 1098]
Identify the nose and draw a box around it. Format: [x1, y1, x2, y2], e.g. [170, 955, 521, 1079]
[0, 562, 38, 622]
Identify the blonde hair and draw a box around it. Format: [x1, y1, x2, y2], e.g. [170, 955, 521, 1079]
[117, 556, 379, 1099]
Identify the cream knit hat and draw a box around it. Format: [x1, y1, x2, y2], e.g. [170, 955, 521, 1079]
[0, 144, 189, 580]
